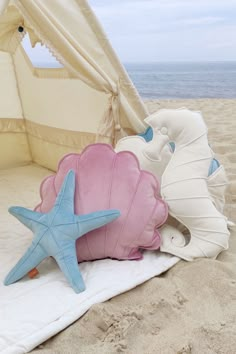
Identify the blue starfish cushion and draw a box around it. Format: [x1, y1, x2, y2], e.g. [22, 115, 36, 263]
[4, 170, 120, 293]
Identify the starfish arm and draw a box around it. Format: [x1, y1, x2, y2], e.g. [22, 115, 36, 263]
[75, 209, 121, 239]
[55, 244, 85, 293]
[4, 244, 47, 285]
[53, 170, 75, 214]
[9, 206, 44, 231]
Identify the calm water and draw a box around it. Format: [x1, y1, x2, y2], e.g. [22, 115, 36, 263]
[124, 62, 236, 99]
[35, 61, 236, 99]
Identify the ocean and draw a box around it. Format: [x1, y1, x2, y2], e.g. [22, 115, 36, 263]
[35, 61, 236, 99]
[124, 62, 236, 99]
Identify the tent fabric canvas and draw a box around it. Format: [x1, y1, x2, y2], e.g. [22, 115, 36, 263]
[0, 0, 148, 171]
[0, 1, 179, 353]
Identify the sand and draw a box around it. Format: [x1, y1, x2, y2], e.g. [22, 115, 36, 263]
[31, 99, 236, 354]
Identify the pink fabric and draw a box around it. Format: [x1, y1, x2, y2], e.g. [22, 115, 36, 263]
[36, 144, 168, 261]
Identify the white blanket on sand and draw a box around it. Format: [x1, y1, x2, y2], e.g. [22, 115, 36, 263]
[0, 165, 179, 354]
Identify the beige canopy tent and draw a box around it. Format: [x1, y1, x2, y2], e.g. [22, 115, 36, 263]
[0, 0, 147, 171]
[0, 4, 183, 353]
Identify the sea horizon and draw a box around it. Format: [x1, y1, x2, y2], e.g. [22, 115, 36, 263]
[34, 60, 236, 99]
[124, 61, 236, 99]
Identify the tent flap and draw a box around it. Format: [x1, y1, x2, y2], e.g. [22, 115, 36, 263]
[14, 0, 147, 140]
[0, 0, 148, 171]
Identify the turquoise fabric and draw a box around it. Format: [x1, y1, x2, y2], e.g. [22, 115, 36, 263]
[208, 158, 220, 176]
[169, 142, 175, 152]
[4, 170, 120, 293]
[138, 126, 153, 141]
[139, 127, 175, 151]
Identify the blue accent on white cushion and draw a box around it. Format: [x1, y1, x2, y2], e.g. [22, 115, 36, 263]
[138, 127, 175, 152]
[169, 142, 175, 152]
[138, 126, 153, 142]
[139, 128, 220, 177]
[208, 158, 220, 176]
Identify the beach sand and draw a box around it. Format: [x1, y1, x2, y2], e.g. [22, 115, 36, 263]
[31, 99, 236, 354]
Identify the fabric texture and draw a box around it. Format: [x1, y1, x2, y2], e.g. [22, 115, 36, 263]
[0, 5, 38, 53]
[116, 130, 227, 209]
[138, 128, 222, 176]
[0, 52, 23, 118]
[207, 165, 228, 213]
[208, 158, 220, 175]
[0, 131, 31, 168]
[115, 135, 172, 181]
[0, 52, 32, 167]
[36, 143, 168, 261]
[144, 108, 230, 261]
[0, 164, 179, 354]
[0, 0, 9, 15]
[25, 119, 107, 171]
[138, 126, 153, 142]
[0, 0, 149, 171]
[4, 170, 120, 293]
[1, 0, 147, 145]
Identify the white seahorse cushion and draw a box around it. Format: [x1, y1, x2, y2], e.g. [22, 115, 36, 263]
[116, 123, 228, 218]
[143, 108, 230, 261]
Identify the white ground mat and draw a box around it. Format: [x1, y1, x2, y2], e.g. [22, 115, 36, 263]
[0, 165, 179, 354]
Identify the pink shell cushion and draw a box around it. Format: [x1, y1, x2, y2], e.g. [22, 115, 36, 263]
[35, 144, 168, 261]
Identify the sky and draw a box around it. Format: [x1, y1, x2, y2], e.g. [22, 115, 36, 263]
[23, 0, 236, 64]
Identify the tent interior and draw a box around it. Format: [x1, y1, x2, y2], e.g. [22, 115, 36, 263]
[0, 0, 148, 172]
[1, 2, 173, 353]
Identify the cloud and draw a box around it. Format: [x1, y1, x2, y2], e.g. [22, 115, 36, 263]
[174, 16, 224, 26]
[23, 1, 236, 63]
[89, 0, 236, 62]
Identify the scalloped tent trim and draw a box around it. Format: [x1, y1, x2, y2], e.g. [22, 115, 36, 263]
[0, 0, 148, 171]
